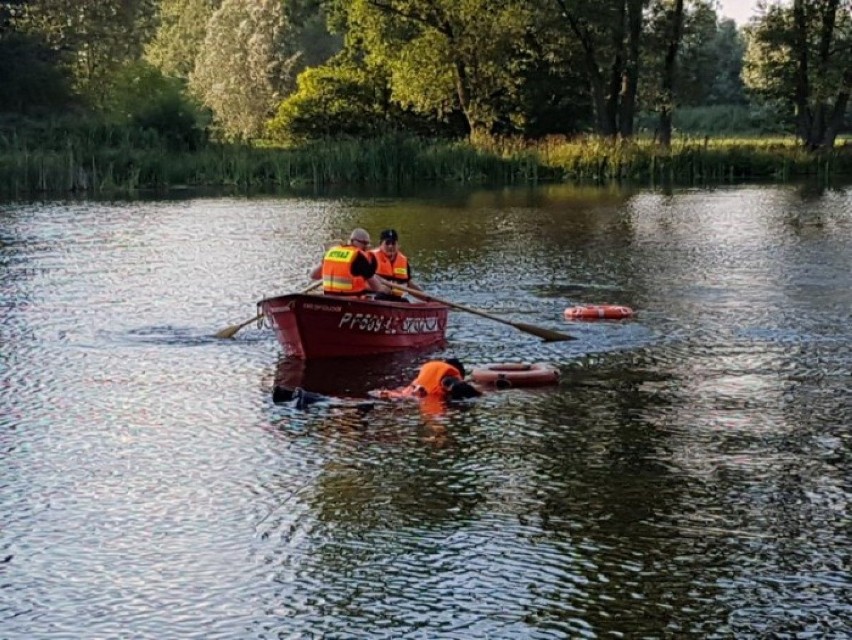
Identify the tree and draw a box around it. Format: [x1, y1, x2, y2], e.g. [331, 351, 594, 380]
[552, 0, 646, 138]
[190, 0, 300, 140]
[511, 9, 594, 136]
[706, 19, 747, 105]
[284, 0, 342, 67]
[339, 0, 535, 137]
[743, 0, 851, 149]
[11, 0, 158, 106]
[1, 1, 26, 33]
[145, 0, 221, 79]
[673, 0, 721, 106]
[656, 0, 685, 147]
[0, 30, 74, 112]
[1, 1, 75, 112]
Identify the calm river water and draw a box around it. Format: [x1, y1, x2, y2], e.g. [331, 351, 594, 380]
[1, 182, 850, 639]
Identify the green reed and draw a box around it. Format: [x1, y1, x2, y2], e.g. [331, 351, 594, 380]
[535, 135, 850, 184]
[1, 119, 849, 196]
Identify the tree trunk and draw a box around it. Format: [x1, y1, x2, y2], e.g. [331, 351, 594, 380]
[819, 67, 850, 149]
[605, 0, 626, 139]
[619, 0, 642, 139]
[452, 59, 474, 137]
[589, 75, 613, 136]
[811, 0, 842, 149]
[559, 1, 616, 136]
[658, 0, 684, 149]
[792, 0, 813, 146]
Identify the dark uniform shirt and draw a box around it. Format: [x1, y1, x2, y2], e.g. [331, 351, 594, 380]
[351, 250, 378, 278]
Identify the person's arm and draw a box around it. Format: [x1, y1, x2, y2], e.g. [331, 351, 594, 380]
[310, 239, 342, 280]
[405, 279, 423, 292]
[367, 274, 393, 295]
[405, 263, 423, 291]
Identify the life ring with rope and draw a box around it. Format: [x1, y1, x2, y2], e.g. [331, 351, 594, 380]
[564, 305, 634, 320]
[470, 362, 560, 388]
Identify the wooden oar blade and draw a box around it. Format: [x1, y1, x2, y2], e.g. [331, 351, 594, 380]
[214, 325, 240, 339]
[214, 282, 322, 340]
[514, 322, 576, 342]
[214, 312, 261, 339]
[214, 323, 246, 339]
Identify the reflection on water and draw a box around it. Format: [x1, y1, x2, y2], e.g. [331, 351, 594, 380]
[273, 351, 432, 398]
[1, 181, 850, 638]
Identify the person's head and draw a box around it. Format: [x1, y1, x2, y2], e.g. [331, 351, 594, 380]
[349, 228, 371, 250]
[447, 379, 482, 400]
[378, 228, 399, 257]
[443, 357, 465, 379]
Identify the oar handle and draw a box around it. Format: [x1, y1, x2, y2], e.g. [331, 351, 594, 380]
[381, 280, 501, 319]
[299, 280, 324, 295]
[239, 312, 263, 330]
[380, 279, 576, 342]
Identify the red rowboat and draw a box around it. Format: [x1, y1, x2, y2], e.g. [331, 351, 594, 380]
[258, 294, 449, 359]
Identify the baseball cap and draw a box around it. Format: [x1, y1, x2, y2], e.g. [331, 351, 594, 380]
[379, 229, 399, 242]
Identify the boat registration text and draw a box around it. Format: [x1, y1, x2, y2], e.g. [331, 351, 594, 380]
[338, 312, 442, 334]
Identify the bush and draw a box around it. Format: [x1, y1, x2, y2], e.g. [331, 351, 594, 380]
[266, 61, 464, 144]
[267, 64, 389, 143]
[103, 62, 209, 151]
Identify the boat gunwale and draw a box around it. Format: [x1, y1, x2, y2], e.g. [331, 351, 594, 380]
[259, 292, 449, 312]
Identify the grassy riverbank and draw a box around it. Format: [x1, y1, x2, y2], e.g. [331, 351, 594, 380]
[1, 120, 850, 196]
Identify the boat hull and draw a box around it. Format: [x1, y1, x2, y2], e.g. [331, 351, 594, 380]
[259, 294, 449, 359]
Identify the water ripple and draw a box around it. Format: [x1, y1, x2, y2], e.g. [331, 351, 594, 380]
[2, 184, 850, 638]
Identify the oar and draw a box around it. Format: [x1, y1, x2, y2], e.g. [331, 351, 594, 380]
[214, 281, 322, 339]
[386, 282, 576, 342]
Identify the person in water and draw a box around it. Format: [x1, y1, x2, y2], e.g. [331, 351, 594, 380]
[309, 228, 393, 297]
[370, 358, 482, 401]
[370, 228, 422, 301]
[271, 385, 376, 411]
[272, 358, 481, 409]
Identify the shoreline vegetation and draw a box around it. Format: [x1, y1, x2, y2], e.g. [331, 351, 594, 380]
[2, 123, 850, 197]
[4, 0, 849, 199]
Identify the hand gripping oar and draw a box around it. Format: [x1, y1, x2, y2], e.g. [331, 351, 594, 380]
[386, 282, 576, 342]
[214, 281, 322, 339]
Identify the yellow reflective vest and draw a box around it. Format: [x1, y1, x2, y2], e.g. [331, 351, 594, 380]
[322, 245, 369, 295]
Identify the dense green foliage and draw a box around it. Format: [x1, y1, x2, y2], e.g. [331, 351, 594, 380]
[103, 62, 208, 150]
[0, 31, 75, 112]
[145, 0, 220, 79]
[9, 0, 158, 107]
[267, 62, 392, 142]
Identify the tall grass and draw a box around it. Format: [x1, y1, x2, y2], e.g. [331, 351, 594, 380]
[535, 135, 849, 183]
[1, 116, 849, 196]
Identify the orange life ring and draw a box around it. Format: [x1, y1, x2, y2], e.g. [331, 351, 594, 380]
[564, 305, 634, 320]
[470, 362, 560, 388]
